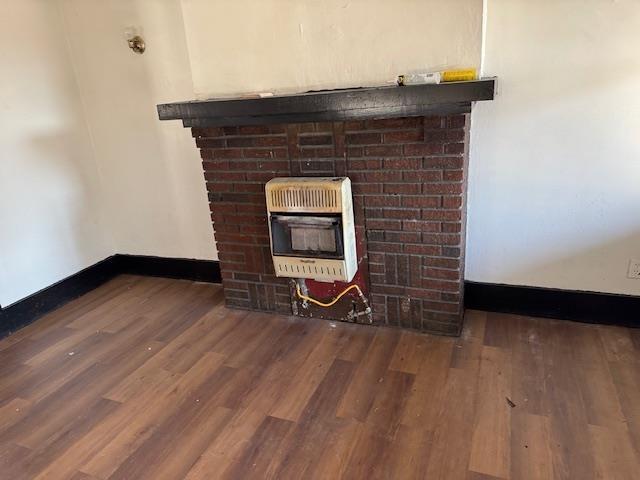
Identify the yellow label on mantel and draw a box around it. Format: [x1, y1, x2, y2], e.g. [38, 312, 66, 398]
[441, 69, 477, 82]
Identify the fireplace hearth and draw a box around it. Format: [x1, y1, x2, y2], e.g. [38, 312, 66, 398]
[157, 80, 495, 335]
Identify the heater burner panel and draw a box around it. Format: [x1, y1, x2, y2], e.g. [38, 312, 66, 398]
[291, 226, 336, 253]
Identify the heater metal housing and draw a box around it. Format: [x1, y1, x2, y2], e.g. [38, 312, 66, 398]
[265, 177, 357, 282]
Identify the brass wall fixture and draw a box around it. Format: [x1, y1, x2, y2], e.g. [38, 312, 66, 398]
[127, 35, 145, 54]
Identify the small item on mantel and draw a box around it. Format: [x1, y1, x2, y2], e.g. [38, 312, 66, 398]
[441, 68, 477, 82]
[397, 68, 477, 86]
[397, 71, 441, 86]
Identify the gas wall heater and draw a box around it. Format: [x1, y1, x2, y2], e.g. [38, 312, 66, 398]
[265, 177, 357, 282]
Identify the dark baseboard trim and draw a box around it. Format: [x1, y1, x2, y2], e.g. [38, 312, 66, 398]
[114, 254, 221, 283]
[0, 257, 120, 338]
[3, 265, 636, 339]
[465, 281, 640, 328]
[0, 255, 221, 339]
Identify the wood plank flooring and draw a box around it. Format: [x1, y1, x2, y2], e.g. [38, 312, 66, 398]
[0, 274, 639, 479]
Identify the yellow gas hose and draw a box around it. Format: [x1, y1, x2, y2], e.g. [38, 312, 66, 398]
[294, 282, 364, 308]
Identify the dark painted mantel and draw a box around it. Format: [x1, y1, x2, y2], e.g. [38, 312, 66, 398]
[157, 79, 496, 127]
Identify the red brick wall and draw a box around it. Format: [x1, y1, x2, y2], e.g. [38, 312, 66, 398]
[192, 114, 469, 335]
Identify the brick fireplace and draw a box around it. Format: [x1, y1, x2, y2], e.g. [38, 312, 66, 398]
[158, 80, 495, 335]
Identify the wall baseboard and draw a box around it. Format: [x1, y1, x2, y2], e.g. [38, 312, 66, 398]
[0, 255, 221, 339]
[464, 281, 640, 328]
[115, 254, 221, 283]
[0, 257, 120, 339]
[3, 264, 637, 340]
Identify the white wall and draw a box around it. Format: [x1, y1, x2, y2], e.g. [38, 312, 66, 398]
[181, 0, 483, 98]
[56, 0, 482, 262]
[4, 0, 638, 305]
[60, 0, 216, 261]
[467, 0, 640, 295]
[182, 0, 640, 296]
[0, 1, 113, 307]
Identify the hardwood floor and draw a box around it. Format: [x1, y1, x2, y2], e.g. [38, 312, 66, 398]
[0, 275, 639, 479]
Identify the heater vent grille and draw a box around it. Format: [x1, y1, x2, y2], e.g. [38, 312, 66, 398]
[273, 256, 348, 281]
[270, 187, 338, 211]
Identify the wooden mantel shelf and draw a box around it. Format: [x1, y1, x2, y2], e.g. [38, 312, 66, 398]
[157, 78, 496, 128]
